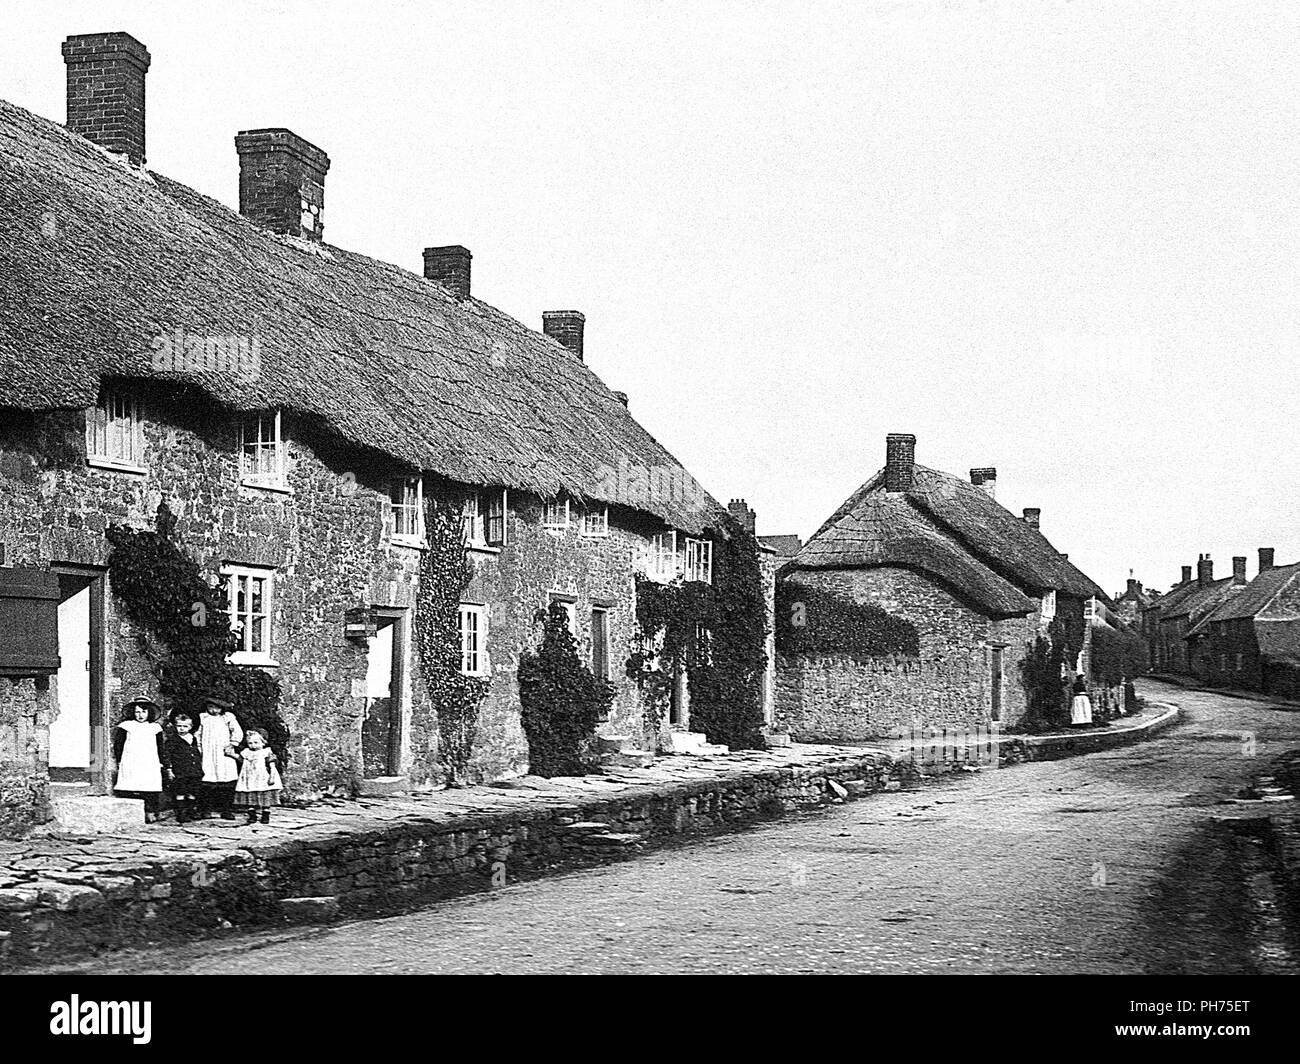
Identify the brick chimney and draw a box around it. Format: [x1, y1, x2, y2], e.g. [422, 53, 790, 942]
[727, 499, 756, 534]
[1197, 554, 1213, 588]
[1127, 576, 1141, 596]
[1022, 507, 1041, 529]
[1181, 565, 1192, 584]
[236, 129, 330, 241]
[1233, 556, 1247, 585]
[884, 434, 916, 493]
[543, 311, 585, 360]
[422, 246, 472, 301]
[970, 468, 997, 499]
[63, 32, 151, 165]
[1259, 547, 1275, 574]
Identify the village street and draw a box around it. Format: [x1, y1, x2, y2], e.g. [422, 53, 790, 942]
[37, 680, 1300, 974]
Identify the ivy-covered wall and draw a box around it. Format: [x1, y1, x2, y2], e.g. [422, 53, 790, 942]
[775, 566, 1034, 740]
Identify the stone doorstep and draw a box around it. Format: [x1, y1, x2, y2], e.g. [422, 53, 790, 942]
[357, 776, 410, 798]
[48, 795, 144, 835]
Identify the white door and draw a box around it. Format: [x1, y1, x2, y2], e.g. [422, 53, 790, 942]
[51, 584, 91, 768]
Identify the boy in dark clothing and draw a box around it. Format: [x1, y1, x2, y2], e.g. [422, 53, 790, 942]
[162, 711, 205, 823]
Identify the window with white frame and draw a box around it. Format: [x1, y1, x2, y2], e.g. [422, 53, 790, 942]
[390, 476, 424, 542]
[1041, 590, 1057, 622]
[461, 491, 483, 545]
[239, 410, 286, 487]
[684, 538, 713, 583]
[692, 622, 713, 666]
[223, 564, 275, 664]
[485, 489, 507, 547]
[85, 386, 144, 469]
[542, 497, 570, 531]
[591, 607, 611, 680]
[549, 595, 578, 637]
[581, 506, 609, 538]
[462, 489, 508, 548]
[458, 604, 489, 677]
[651, 531, 679, 580]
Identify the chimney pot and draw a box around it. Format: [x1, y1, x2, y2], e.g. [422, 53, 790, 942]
[970, 467, 998, 499]
[1233, 556, 1247, 585]
[63, 32, 151, 165]
[422, 246, 472, 300]
[236, 128, 330, 241]
[1259, 547, 1275, 574]
[543, 311, 585, 360]
[884, 434, 916, 493]
[1022, 507, 1041, 529]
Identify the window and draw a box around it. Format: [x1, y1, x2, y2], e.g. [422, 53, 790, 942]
[461, 492, 483, 544]
[542, 497, 570, 531]
[223, 565, 275, 664]
[391, 476, 424, 543]
[486, 489, 507, 547]
[591, 607, 611, 680]
[549, 595, 578, 637]
[458, 604, 489, 677]
[462, 489, 508, 548]
[651, 531, 679, 580]
[85, 386, 144, 469]
[692, 622, 713, 666]
[581, 506, 609, 538]
[684, 538, 713, 583]
[239, 410, 286, 487]
[1041, 591, 1057, 622]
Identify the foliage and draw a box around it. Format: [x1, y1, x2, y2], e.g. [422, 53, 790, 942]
[775, 581, 919, 657]
[1018, 617, 1071, 733]
[1089, 625, 1149, 688]
[518, 603, 615, 776]
[413, 494, 490, 786]
[627, 519, 768, 750]
[105, 502, 288, 766]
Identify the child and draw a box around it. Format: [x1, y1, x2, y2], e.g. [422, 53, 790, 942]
[234, 728, 282, 825]
[196, 692, 243, 820]
[162, 710, 205, 824]
[1070, 674, 1094, 726]
[113, 697, 165, 823]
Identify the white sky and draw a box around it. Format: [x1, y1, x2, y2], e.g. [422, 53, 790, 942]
[5, 1, 1299, 597]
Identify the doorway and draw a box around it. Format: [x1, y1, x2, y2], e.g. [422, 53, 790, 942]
[50, 569, 107, 789]
[989, 646, 1004, 723]
[361, 608, 408, 778]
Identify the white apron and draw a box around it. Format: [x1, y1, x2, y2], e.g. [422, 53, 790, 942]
[199, 711, 243, 783]
[115, 720, 163, 792]
[1071, 694, 1093, 726]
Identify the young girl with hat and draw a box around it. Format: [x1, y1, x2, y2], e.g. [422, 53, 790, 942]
[113, 697, 165, 823]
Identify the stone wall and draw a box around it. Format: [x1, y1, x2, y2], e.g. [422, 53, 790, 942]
[775, 566, 1034, 741]
[0, 679, 48, 837]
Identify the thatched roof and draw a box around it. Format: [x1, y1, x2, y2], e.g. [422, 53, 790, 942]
[787, 463, 1106, 616]
[0, 98, 725, 533]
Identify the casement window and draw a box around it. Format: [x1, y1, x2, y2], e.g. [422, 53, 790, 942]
[542, 497, 570, 531]
[692, 623, 713, 666]
[591, 607, 611, 680]
[239, 410, 286, 488]
[463, 489, 508, 548]
[581, 506, 609, 538]
[1041, 591, 1057, 622]
[458, 604, 489, 677]
[651, 531, 680, 580]
[222, 564, 276, 665]
[390, 476, 425, 543]
[85, 386, 144, 470]
[549, 594, 578, 637]
[684, 538, 713, 584]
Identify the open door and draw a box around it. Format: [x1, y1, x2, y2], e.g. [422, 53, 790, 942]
[50, 570, 107, 788]
[361, 608, 408, 779]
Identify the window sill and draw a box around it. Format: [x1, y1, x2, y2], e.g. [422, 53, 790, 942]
[542, 526, 569, 535]
[467, 543, 502, 555]
[390, 536, 429, 550]
[579, 532, 610, 540]
[86, 457, 147, 476]
[229, 653, 280, 668]
[241, 477, 293, 495]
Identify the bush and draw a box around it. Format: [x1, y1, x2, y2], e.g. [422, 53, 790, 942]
[1019, 618, 1071, 733]
[518, 603, 615, 776]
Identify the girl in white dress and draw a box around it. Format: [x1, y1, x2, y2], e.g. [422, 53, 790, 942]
[113, 697, 165, 823]
[234, 728, 283, 825]
[197, 692, 243, 820]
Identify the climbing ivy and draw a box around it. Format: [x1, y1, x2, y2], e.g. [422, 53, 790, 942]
[1018, 616, 1071, 733]
[626, 519, 768, 751]
[105, 502, 289, 766]
[413, 493, 490, 786]
[518, 603, 615, 776]
[775, 582, 919, 657]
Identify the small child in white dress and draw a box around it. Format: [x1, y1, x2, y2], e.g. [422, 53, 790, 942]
[234, 728, 283, 825]
[113, 697, 165, 823]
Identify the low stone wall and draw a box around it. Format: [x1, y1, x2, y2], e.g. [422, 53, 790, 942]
[0, 751, 911, 968]
[999, 703, 1181, 764]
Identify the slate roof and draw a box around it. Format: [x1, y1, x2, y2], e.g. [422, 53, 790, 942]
[758, 534, 803, 558]
[787, 462, 1107, 616]
[1202, 562, 1300, 624]
[1164, 577, 1236, 624]
[0, 98, 725, 533]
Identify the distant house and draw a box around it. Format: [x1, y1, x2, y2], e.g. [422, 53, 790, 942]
[1112, 574, 1152, 628]
[1196, 550, 1300, 697]
[774, 434, 1108, 741]
[1146, 556, 1238, 677]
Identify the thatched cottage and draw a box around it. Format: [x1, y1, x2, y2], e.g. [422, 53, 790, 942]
[0, 32, 766, 834]
[775, 433, 1107, 740]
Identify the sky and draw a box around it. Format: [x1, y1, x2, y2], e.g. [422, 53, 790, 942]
[4, 0, 1299, 597]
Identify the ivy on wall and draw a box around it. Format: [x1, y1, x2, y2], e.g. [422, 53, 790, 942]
[413, 494, 489, 786]
[626, 520, 768, 750]
[518, 603, 615, 776]
[105, 502, 289, 766]
[1018, 616, 1071, 733]
[775, 581, 920, 658]
[1089, 625, 1148, 688]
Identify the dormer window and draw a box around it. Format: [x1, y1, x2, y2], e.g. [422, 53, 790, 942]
[650, 531, 680, 581]
[486, 490, 507, 546]
[390, 476, 425, 544]
[580, 506, 609, 538]
[239, 410, 286, 489]
[542, 497, 570, 531]
[86, 386, 144, 472]
[463, 489, 509, 548]
[684, 537, 713, 583]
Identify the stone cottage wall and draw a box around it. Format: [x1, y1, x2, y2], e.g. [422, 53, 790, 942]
[775, 566, 1033, 741]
